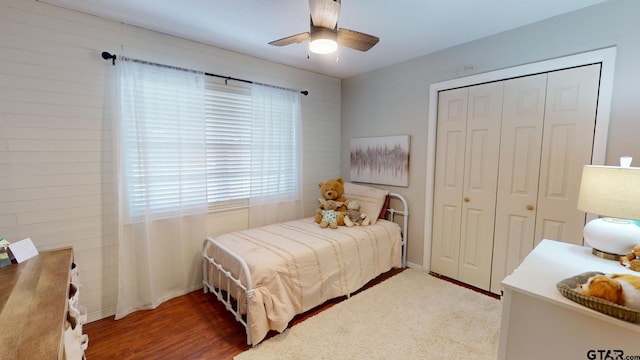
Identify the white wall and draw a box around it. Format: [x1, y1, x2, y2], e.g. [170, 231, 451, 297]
[341, 0, 640, 268]
[0, 0, 341, 321]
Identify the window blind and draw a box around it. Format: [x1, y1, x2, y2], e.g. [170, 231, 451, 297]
[205, 79, 300, 210]
[205, 79, 253, 210]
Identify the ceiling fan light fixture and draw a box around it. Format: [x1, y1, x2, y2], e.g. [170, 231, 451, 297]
[309, 38, 337, 54]
[309, 28, 337, 54]
[269, 0, 379, 54]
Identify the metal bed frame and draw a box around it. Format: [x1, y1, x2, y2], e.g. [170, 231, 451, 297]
[201, 192, 409, 345]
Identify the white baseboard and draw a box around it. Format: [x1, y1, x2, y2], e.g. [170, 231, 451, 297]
[87, 305, 116, 323]
[406, 261, 422, 270]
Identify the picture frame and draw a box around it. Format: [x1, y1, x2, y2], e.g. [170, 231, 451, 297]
[350, 135, 410, 187]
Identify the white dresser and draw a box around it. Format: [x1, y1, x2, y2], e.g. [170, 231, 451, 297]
[498, 239, 640, 360]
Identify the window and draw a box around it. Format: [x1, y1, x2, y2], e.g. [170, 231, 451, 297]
[118, 59, 301, 219]
[205, 78, 301, 211]
[205, 79, 252, 210]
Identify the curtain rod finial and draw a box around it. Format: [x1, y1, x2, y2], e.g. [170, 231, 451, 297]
[301, 90, 309, 96]
[102, 51, 117, 65]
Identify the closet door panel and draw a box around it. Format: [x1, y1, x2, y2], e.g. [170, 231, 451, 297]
[535, 64, 600, 246]
[431, 88, 468, 278]
[490, 73, 546, 294]
[458, 82, 503, 290]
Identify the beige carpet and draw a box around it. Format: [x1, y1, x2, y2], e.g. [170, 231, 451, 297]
[235, 269, 502, 360]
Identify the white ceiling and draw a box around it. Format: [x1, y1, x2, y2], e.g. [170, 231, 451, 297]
[41, 0, 606, 78]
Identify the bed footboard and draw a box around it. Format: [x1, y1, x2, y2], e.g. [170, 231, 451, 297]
[202, 237, 254, 345]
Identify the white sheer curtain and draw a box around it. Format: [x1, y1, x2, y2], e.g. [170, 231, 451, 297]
[248, 83, 303, 227]
[114, 57, 207, 319]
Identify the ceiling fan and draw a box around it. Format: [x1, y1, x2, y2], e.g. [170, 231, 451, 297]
[268, 0, 379, 55]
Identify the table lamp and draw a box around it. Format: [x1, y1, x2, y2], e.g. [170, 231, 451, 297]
[577, 157, 640, 260]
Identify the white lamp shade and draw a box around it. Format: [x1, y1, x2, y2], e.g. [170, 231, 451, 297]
[577, 165, 640, 220]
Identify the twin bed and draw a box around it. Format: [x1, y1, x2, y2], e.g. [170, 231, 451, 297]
[201, 183, 408, 345]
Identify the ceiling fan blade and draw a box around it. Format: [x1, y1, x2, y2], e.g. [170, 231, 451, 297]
[268, 32, 310, 47]
[309, 0, 341, 29]
[337, 28, 379, 51]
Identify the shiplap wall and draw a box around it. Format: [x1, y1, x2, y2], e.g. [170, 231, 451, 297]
[0, 0, 341, 321]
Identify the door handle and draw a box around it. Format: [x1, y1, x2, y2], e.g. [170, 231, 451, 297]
[463, 197, 470, 203]
[527, 205, 534, 211]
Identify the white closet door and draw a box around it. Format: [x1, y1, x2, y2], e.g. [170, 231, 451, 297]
[535, 64, 600, 246]
[430, 87, 468, 279]
[457, 82, 504, 290]
[431, 64, 601, 294]
[490, 73, 547, 295]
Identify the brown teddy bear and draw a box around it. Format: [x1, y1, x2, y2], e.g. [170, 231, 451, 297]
[314, 177, 348, 226]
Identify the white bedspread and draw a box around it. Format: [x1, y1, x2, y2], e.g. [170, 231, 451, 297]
[204, 217, 402, 345]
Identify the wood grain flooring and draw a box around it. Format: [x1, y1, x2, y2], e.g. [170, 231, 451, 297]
[84, 268, 403, 360]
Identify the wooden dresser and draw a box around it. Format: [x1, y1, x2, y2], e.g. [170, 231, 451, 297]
[0, 247, 74, 359]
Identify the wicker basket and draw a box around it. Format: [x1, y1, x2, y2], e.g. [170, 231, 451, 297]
[556, 271, 640, 323]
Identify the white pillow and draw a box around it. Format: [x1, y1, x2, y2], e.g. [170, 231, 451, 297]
[343, 182, 389, 225]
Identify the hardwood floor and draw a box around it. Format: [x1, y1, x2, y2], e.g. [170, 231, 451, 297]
[84, 268, 403, 360]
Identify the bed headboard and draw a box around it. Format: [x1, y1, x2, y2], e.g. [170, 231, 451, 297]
[386, 192, 409, 268]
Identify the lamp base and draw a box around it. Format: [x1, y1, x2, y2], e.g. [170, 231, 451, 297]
[583, 217, 640, 260]
[591, 248, 623, 261]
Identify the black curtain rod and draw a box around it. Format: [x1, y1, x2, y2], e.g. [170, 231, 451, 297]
[101, 51, 308, 96]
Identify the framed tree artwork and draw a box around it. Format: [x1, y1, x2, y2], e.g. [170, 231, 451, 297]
[350, 135, 410, 187]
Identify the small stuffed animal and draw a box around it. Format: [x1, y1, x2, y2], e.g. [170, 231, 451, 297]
[318, 199, 344, 229]
[578, 273, 640, 309]
[315, 177, 348, 226]
[343, 200, 370, 227]
[619, 244, 640, 271]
